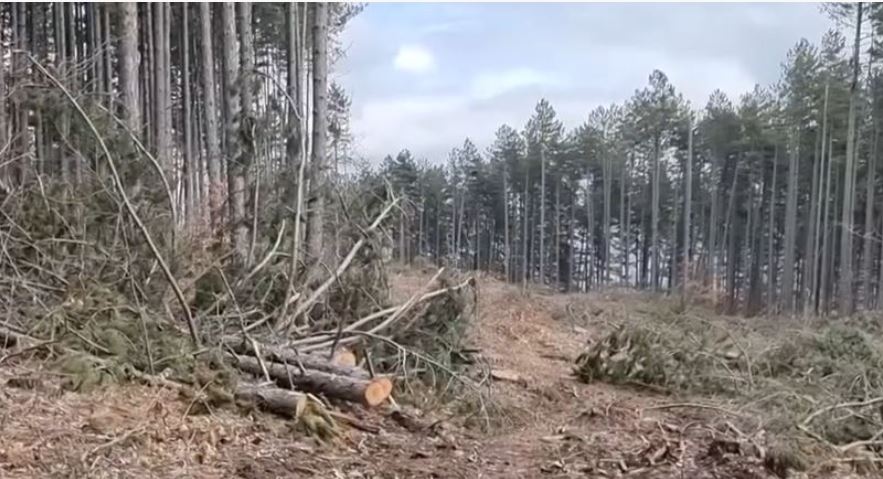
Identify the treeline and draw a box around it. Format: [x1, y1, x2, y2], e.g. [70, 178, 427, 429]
[379, 4, 883, 316]
[0, 3, 363, 272]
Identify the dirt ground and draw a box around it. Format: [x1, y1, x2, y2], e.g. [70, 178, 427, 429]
[0, 272, 864, 478]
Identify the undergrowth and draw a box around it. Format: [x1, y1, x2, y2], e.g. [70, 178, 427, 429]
[574, 301, 883, 474]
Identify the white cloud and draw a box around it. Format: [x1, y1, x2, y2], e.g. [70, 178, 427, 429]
[470, 68, 563, 100]
[353, 94, 467, 159]
[393, 45, 436, 74]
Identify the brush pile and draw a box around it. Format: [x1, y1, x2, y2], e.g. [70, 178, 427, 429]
[0, 173, 477, 437]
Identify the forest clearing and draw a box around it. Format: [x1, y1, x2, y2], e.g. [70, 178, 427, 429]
[1, 268, 882, 478]
[1, 2, 883, 478]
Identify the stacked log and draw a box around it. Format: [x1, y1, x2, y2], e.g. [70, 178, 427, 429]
[228, 342, 393, 407]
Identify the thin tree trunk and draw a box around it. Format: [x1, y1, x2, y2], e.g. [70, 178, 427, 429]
[153, 3, 170, 172]
[238, 2, 256, 264]
[651, 136, 661, 291]
[221, 2, 246, 263]
[811, 83, 830, 313]
[839, 2, 864, 315]
[781, 133, 800, 314]
[503, 168, 510, 282]
[624, 155, 632, 286]
[767, 145, 779, 311]
[682, 115, 693, 302]
[821, 136, 836, 313]
[602, 150, 611, 284]
[619, 155, 627, 284]
[554, 181, 561, 288]
[182, 4, 195, 224]
[118, 3, 139, 132]
[200, 3, 222, 232]
[522, 170, 529, 290]
[305, 3, 329, 264]
[803, 128, 822, 314]
[539, 145, 546, 285]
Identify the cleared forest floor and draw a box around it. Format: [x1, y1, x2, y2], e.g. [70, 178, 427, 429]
[0, 270, 870, 478]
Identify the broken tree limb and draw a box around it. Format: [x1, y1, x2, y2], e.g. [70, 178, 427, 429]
[275, 195, 401, 334]
[231, 354, 393, 407]
[224, 338, 370, 379]
[290, 276, 475, 351]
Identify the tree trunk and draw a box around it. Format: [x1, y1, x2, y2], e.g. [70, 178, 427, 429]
[767, 146, 779, 310]
[152, 3, 170, 170]
[839, 2, 863, 315]
[602, 150, 612, 284]
[503, 168, 510, 282]
[522, 171, 530, 290]
[554, 181, 561, 288]
[811, 83, 830, 313]
[200, 3, 222, 232]
[682, 115, 693, 302]
[539, 145, 546, 285]
[305, 3, 329, 265]
[586, 176, 594, 290]
[651, 136, 661, 291]
[182, 4, 196, 224]
[781, 134, 799, 314]
[620, 156, 632, 286]
[821, 139, 837, 314]
[862, 104, 879, 308]
[222, 2, 245, 262]
[118, 3, 140, 133]
[803, 128, 821, 314]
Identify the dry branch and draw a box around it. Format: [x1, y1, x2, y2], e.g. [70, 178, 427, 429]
[290, 276, 474, 351]
[275, 195, 400, 333]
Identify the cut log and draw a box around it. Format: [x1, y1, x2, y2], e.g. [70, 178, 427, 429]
[332, 348, 357, 367]
[235, 383, 306, 418]
[225, 338, 369, 379]
[231, 354, 392, 407]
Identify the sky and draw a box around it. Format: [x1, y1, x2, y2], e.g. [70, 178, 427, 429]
[336, 3, 832, 163]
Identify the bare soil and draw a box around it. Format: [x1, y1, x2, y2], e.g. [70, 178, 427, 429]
[0, 272, 863, 478]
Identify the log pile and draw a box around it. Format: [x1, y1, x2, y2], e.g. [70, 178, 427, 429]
[229, 349, 393, 407]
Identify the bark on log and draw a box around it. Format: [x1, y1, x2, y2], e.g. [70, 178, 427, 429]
[235, 384, 380, 432]
[235, 383, 305, 417]
[231, 354, 392, 407]
[224, 338, 369, 379]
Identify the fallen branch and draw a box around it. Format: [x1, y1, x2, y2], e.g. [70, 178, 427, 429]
[290, 276, 474, 351]
[276, 195, 400, 333]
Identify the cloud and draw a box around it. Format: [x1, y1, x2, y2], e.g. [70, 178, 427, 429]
[352, 94, 468, 159]
[393, 45, 436, 74]
[470, 68, 563, 100]
[341, 4, 831, 162]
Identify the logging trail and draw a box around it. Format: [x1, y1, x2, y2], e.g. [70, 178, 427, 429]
[0, 271, 786, 478]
